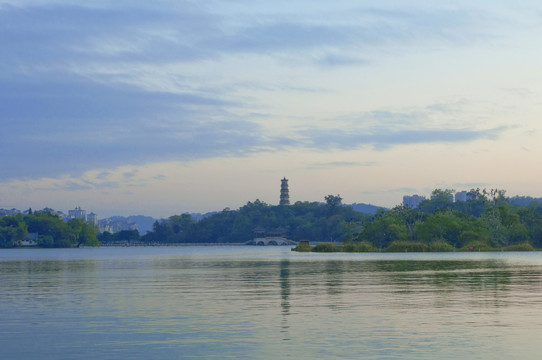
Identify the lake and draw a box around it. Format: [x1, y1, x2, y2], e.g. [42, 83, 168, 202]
[2, 247, 542, 359]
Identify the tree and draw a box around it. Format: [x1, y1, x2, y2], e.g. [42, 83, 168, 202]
[390, 205, 425, 241]
[168, 213, 195, 241]
[0, 214, 28, 248]
[417, 196, 453, 214]
[417, 212, 462, 247]
[147, 219, 174, 242]
[454, 197, 488, 217]
[325, 194, 342, 208]
[517, 206, 542, 247]
[459, 219, 491, 247]
[431, 189, 455, 198]
[24, 212, 67, 246]
[467, 188, 486, 201]
[97, 231, 115, 244]
[115, 230, 140, 242]
[357, 211, 408, 249]
[81, 222, 98, 246]
[37, 235, 54, 247]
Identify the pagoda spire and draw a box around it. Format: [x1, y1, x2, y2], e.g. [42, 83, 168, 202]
[280, 177, 290, 205]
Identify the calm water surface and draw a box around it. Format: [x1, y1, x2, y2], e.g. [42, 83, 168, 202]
[2, 247, 542, 359]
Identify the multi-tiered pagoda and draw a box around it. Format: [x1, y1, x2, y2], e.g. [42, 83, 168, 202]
[280, 177, 290, 205]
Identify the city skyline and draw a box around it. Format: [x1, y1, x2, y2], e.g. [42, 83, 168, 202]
[2, 1, 542, 217]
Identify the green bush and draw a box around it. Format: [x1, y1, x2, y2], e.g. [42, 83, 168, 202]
[312, 243, 341, 252]
[37, 235, 54, 248]
[460, 241, 494, 252]
[354, 241, 378, 252]
[342, 241, 357, 252]
[427, 240, 456, 252]
[342, 241, 377, 252]
[385, 240, 427, 252]
[503, 242, 536, 251]
[292, 241, 312, 252]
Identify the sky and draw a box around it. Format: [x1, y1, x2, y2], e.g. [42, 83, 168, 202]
[1, 0, 542, 218]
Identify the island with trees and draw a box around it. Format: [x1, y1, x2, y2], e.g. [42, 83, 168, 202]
[295, 189, 542, 252]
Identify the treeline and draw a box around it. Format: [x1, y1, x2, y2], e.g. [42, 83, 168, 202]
[0, 212, 99, 248]
[98, 195, 367, 244]
[100, 188, 542, 250]
[6, 188, 542, 250]
[350, 188, 542, 251]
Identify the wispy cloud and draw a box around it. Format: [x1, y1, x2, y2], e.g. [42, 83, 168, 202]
[426, 99, 469, 114]
[0, 2, 499, 77]
[500, 88, 534, 98]
[0, 74, 510, 182]
[308, 161, 377, 169]
[0, 1, 530, 183]
[52, 178, 121, 192]
[294, 107, 508, 151]
[57, 181, 93, 192]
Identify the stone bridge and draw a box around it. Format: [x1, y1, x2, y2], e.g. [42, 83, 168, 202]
[246, 237, 296, 246]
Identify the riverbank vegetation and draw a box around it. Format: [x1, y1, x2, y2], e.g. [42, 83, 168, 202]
[292, 240, 536, 253]
[293, 188, 542, 252]
[103, 188, 542, 251]
[0, 211, 99, 248]
[114, 195, 367, 245]
[3, 188, 542, 250]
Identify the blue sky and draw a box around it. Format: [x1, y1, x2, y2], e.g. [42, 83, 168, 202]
[1, 1, 542, 217]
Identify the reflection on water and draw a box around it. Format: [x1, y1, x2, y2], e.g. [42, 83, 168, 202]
[2, 248, 542, 359]
[280, 260, 291, 341]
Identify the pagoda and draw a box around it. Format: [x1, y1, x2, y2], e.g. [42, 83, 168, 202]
[280, 177, 290, 205]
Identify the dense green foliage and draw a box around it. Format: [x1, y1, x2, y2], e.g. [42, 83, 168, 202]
[355, 188, 542, 251]
[98, 230, 140, 244]
[7, 188, 541, 251]
[138, 197, 368, 244]
[108, 188, 542, 251]
[0, 212, 99, 248]
[293, 188, 542, 252]
[0, 214, 28, 248]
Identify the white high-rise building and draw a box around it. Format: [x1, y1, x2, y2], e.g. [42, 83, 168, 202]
[87, 212, 98, 225]
[403, 195, 426, 209]
[68, 206, 86, 220]
[455, 191, 467, 202]
[455, 190, 474, 202]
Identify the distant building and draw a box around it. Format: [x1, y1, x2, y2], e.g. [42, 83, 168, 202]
[98, 222, 114, 234]
[455, 191, 469, 202]
[68, 206, 86, 220]
[87, 212, 98, 225]
[280, 177, 290, 205]
[98, 218, 138, 233]
[21, 233, 38, 247]
[403, 195, 426, 209]
[0, 208, 21, 217]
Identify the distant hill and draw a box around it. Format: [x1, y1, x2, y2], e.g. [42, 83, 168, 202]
[347, 203, 386, 215]
[128, 215, 157, 234]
